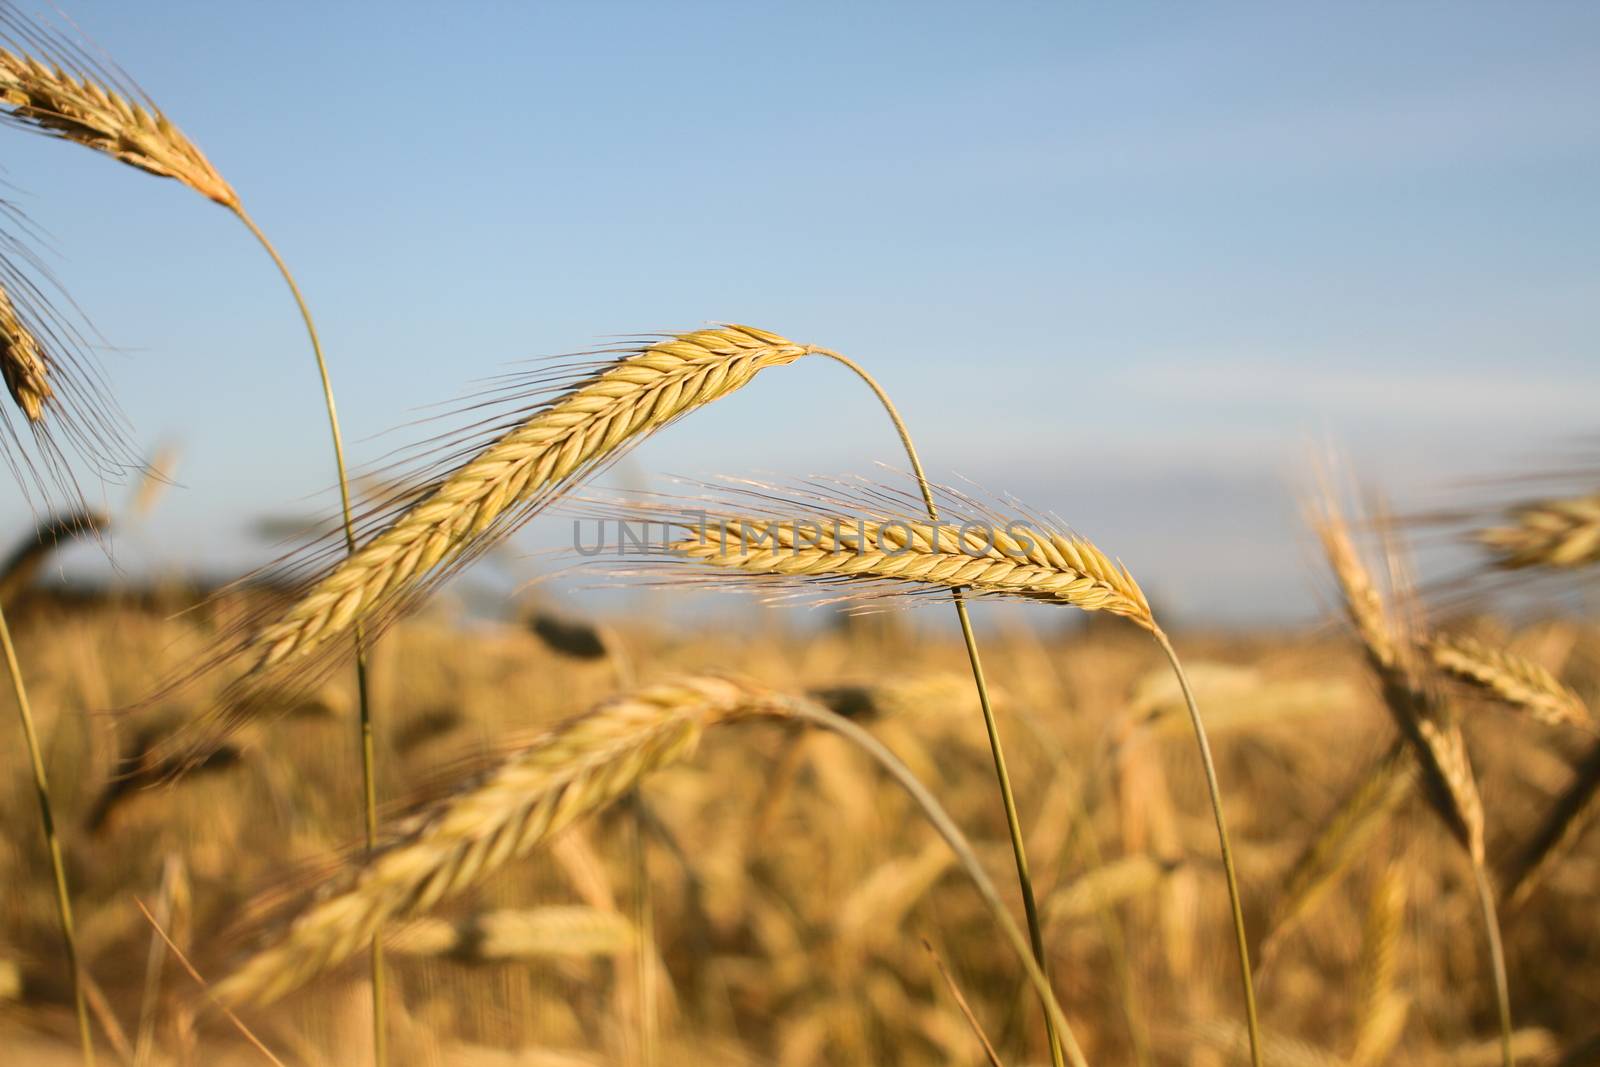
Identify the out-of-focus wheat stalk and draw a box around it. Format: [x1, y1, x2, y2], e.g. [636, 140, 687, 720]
[1313, 496, 1485, 864]
[1477, 492, 1600, 571]
[1501, 739, 1600, 911]
[1260, 741, 1417, 959]
[1426, 632, 1591, 732]
[1312, 484, 1511, 1067]
[2, 600, 94, 1064]
[1351, 864, 1407, 1067]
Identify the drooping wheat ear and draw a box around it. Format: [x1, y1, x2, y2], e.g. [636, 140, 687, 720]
[0, 281, 50, 421]
[1427, 632, 1592, 733]
[1314, 499, 1486, 865]
[666, 514, 1154, 626]
[1501, 738, 1600, 911]
[0, 30, 236, 206]
[214, 676, 776, 1006]
[632, 489, 1254, 1065]
[242, 327, 810, 678]
[386, 906, 635, 962]
[1352, 864, 1407, 1067]
[1261, 741, 1416, 960]
[1477, 492, 1600, 570]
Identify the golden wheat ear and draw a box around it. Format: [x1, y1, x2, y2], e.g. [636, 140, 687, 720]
[0, 229, 138, 511]
[0, 8, 236, 205]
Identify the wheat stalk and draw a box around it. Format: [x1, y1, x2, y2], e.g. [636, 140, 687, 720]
[0, 281, 51, 421]
[1313, 486, 1511, 1067]
[1427, 632, 1591, 732]
[237, 327, 812, 678]
[215, 676, 775, 1005]
[628, 490, 1257, 1065]
[386, 906, 635, 962]
[0, 26, 235, 205]
[1314, 499, 1486, 865]
[1477, 493, 1600, 570]
[665, 514, 1153, 625]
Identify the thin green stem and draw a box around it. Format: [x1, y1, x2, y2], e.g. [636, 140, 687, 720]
[785, 698, 1090, 1067]
[1153, 628, 1261, 1067]
[815, 348, 1065, 1067]
[1472, 862, 1515, 1067]
[229, 205, 383, 1066]
[1, 602, 94, 1065]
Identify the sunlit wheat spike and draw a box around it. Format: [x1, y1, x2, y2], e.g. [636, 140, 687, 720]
[0, 280, 50, 421]
[386, 906, 635, 962]
[1353, 863, 1406, 1066]
[214, 676, 775, 1006]
[665, 512, 1154, 628]
[1262, 740, 1417, 954]
[1502, 739, 1600, 911]
[0, 11, 236, 206]
[1314, 495, 1486, 864]
[242, 326, 809, 677]
[1427, 631, 1591, 732]
[1477, 492, 1600, 571]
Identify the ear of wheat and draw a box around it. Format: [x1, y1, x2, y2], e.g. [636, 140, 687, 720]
[1426, 631, 1591, 733]
[618, 498, 1153, 627]
[600, 479, 1258, 1067]
[1477, 492, 1600, 570]
[0, 280, 50, 421]
[0, 12, 235, 206]
[234, 327, 810, 679]
[214, 676, 775, 1005]
[1313, 497, 1486, 865]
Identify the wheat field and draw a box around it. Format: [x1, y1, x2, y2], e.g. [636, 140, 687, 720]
[0, 4, 1596, 1066]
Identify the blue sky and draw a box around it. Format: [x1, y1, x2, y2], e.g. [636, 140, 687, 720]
[5, 2, 1598, 623]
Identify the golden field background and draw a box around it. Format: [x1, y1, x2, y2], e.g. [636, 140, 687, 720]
[2, 578, 1594, 1065]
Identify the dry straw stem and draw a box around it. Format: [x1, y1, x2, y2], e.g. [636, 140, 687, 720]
[386, 907, 635, 962]
[1477, 492, 1600, 571]
[215, 676, 774, 1006]
[0, 11, 235, 206]
[1426, 632, 1591, 733]
[1501, 738, 1600, 911]
[1261, 740, 1417, 957]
